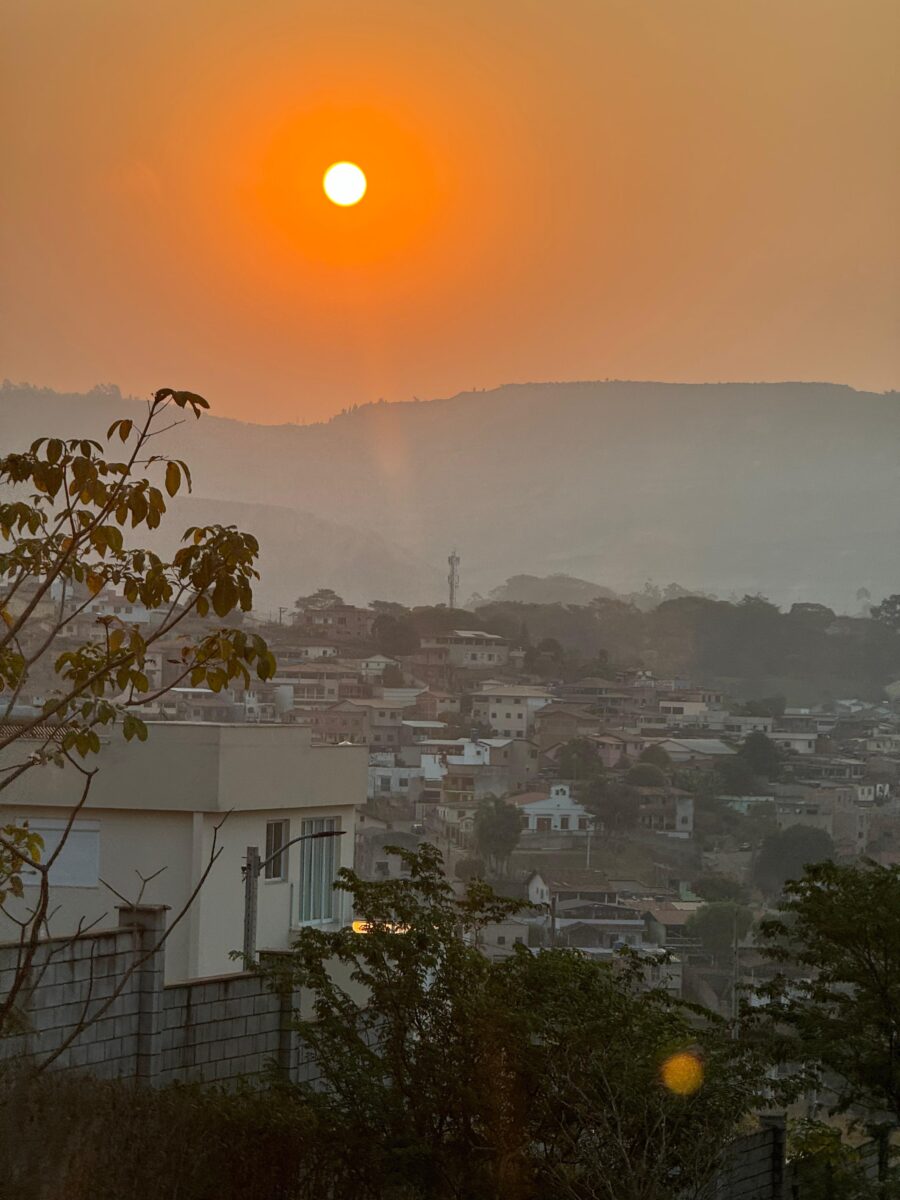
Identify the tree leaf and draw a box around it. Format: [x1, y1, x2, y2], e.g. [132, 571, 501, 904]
[165, 461, 181, 497]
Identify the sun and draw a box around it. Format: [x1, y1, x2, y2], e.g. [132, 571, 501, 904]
[323, 161, 367, 207]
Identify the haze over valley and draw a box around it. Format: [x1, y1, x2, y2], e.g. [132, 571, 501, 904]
[3, 378, 897, 614]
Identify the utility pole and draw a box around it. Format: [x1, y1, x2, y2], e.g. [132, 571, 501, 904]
[242, 830, 345, 963]
[447, 549, 460, 610]
[277, 606, 289, 625]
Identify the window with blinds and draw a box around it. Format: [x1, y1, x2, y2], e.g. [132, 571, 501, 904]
[298, 817, 339, 922]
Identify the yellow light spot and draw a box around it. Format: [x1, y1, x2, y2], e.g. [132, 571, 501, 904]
[323, 161, 367, 206]
[660, 1050, 704, 1096]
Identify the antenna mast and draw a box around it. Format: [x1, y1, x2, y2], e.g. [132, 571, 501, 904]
[447, 549, 460, 610]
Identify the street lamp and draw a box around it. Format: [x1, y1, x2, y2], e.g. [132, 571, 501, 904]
[241, 829, 346, 963]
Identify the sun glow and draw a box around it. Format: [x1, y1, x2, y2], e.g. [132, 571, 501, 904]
[323, 161, 367, 206]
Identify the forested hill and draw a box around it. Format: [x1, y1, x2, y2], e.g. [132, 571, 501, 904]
[2, 379, 898, 609]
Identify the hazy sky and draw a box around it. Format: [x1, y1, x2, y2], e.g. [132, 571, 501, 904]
[3, 1, 898, 423]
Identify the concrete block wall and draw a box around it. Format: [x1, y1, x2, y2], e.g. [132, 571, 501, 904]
[160, 971, 287, 1084]
[0, 908, 159, 1079]
[713, 1119, 784, 1199]
[0, 906, 293, 1085]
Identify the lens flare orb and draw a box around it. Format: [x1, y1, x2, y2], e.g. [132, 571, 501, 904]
[660, 1050, 704, 1096]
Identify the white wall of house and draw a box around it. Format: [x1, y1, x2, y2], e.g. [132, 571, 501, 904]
[473, 689, 552, 740]
[0, 724, 367, 981]
[520, 784, 592, 833]
[771, 732, 817, 754]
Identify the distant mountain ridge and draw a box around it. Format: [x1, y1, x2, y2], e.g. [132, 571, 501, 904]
[2, 379, 898, 611]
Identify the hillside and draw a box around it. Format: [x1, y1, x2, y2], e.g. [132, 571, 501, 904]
[2, 379, 898, 610]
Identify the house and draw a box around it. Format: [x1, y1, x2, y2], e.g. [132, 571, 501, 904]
[532, 704, 606, 750]
[770, 731, 818, 755]
[634, 787, 694, 838]
[479, 916, 534, 960]
[307, 700, 371, 744]
[345, 698, 415, 747]
[433, 798, 479, 847]
[367, 751, 425, 802]
[587, 731, 647, 769]
[648, 738, 736, 765]
[631, 901, 703, 950]
[419, 630, 510, 670]
[721, 715, 775, 737]
[418, 737, 539, 801]
[556, 677, 619, 706]
[471, 684, 553, 740]
[400, 719, 448, 743]
[413, 688, 461, 720]
[0, 723, 367, 980]
[347, 653, 401, 681]
[535, 869, 620, 906]
[794, 756, 866, 783]
[293, 603, 375, 643]
[514, 783, 593, 834]
[772, 782, 870, 855]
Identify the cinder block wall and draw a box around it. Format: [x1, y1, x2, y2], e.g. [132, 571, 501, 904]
[160, 972, 286, 1084]
[0, 906, 293, 1085]
[713, 1119, 785, 1199]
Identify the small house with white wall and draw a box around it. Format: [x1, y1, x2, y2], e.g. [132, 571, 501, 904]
[514, 783, 593, 834]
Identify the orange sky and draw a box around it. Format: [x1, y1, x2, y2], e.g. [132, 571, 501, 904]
[3, 0, 898, 423]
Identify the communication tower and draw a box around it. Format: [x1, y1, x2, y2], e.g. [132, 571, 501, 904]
[447, 549, 460, 610]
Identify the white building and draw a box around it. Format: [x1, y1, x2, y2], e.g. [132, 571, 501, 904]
[471, 684, 553, 741]
[0, 723, 367, 981]
[771, 731, 817, 755]
[515, 783, 593, 834]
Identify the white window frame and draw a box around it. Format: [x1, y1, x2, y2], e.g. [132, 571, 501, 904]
[298, 816, 340, 924]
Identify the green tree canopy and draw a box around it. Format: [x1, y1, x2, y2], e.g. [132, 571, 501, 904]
[686, 902, 755, 966]
[691, 873, 747, 903]
[294, 587, 344, 610]
[263, 844, 766, 1200]
[755, 860, 900, 1124]
[715, 754, 759, 796]
[640, 744, 671, 768]
[752, 824, 834, 896]
[585, 780, 640, 834]
[624, 763, 668, 788]
[473, 796, 524, 874]
[739, 732, 782, 780]
[556, 736, 605, 784]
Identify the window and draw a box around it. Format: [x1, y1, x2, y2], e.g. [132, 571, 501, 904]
[23, 821, 99, 887]
[578, 817, 589, 830]
[298, 817, 340, 923]
[497, 935, 506, 945]
[536, 817, 551, 832]
[399, 777, 408, 788]
[265, 819, 289, 880]
[378, 775, 391, 792]
[559, 817, 569, 830]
